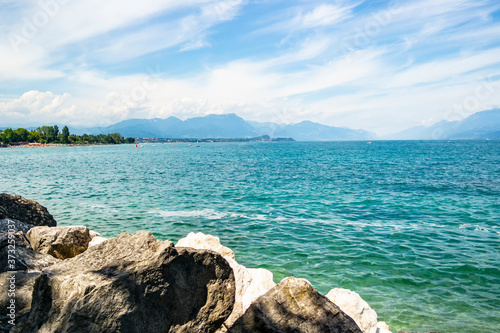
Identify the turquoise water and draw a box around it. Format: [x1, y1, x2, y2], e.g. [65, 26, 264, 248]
[1, 141, 499, 333]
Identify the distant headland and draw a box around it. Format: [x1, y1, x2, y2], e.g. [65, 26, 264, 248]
[0, 125, 135, 147]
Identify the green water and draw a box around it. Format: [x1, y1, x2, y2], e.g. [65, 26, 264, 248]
[1, 141, 499, 332]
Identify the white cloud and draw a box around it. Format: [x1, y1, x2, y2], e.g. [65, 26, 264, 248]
[1, 0, 500, 136]
[295, 4, 353, 29]
[262, 2, 356, 33]
[386, 47, 500, 88]
[0, 0, 246, 78]
[0, 91, 75, 125]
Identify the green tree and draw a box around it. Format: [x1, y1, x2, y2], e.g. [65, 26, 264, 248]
[0, 132, 10, 144]
[14, 128, 29, 142]
[3, 128, 17, 142]
[46, 126, 55, 143]
[28, 130, 40, 143]
[68, 134, 79, 144]
[107, 132, 123, 144]
[61, 126, 70, 144]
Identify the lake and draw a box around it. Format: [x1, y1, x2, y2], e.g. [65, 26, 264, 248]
[1, 141, 499, 333]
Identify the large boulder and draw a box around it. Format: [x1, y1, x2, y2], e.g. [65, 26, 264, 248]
[17, 231, 236, 333]
[0, 232, 60, 332]
[26, 226, 91, 259]
[0, 271, 44, 332]
[0, 194, 56, 230]
[326, 288, 378, 333]
[176, 232, 276, 332]
[227, 277, 363, 333]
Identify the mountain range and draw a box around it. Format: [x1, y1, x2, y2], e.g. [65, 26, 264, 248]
[70, 113, 377, 141]
[4, 109, 499, 141]
[383, 108, 500, 140]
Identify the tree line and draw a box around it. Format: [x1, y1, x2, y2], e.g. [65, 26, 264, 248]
[0, 125, 135, 145]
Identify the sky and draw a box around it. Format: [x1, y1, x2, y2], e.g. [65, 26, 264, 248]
[0, 0, 499, 135]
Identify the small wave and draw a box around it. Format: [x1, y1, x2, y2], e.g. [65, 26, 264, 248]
[152, 209, 228, 220]
[459, 224, 493, 233]
[78, 202, 119, 213]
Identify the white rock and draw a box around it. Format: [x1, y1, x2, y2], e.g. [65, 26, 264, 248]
[218, 258, 276, 332]
[88, 236, 108, 247]
[243, 267, 276, 310]
[326, 288, 378, 333]
[376, 321, 392, 333]
[176, 232, 236, 260]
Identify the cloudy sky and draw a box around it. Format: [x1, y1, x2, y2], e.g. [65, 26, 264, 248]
[1, 0, 499, 135]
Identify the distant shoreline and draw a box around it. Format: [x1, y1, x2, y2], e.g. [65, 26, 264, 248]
[0, 143, 132, 149]
[135, 135, 295, 143]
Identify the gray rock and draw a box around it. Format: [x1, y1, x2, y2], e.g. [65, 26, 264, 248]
[17, 231, 235, 333]
[0, 271, 43, 333]
[26, 226, 91, 259]
[0, 230, 31, 251]
[0, 194, 56, 229]
[0, 246, 61, 273]
[0, 233, 60, 333]
[0, 218, 35, 234]
[228, 277, 363, 333]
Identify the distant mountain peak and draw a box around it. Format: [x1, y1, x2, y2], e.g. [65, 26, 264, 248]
[384, 108, 500, 140]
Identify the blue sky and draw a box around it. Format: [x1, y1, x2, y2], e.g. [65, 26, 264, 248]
[1, 0, 499, 135]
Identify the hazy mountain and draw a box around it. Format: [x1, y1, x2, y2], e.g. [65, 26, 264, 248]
[249, 120, 376, 141]
[247, 121, 283, 136]
[104, 117, 183, 138]
[180, 114, 259, 138]
[385, 109, 500, 140]
[95, 113, 259, 138]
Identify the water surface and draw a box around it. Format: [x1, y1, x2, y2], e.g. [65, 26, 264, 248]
[1, 141, 499, 332]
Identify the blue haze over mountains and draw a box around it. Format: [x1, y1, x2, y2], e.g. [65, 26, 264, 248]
[71, 113, 378, 141]
[20, 108, 500, 140]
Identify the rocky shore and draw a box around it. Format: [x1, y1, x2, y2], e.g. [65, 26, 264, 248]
[0, 194, 431, 333]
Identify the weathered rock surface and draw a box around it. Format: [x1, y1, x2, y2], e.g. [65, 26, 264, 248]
[176, 232, 276, 332]
[177, 232, 236, 260]
[0, 271, 44, 333]
[0, 218, 34, 234]
[1, 244, 60, 273]
[0, 194, 56, 229]
[17, 231, 235, 333]
[0, 232, 61, 333]
[326, 288, 378, 333]
[227, 277, 363, 333]
[0, 230, 31, 251]
[26, 225, 91, 259]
